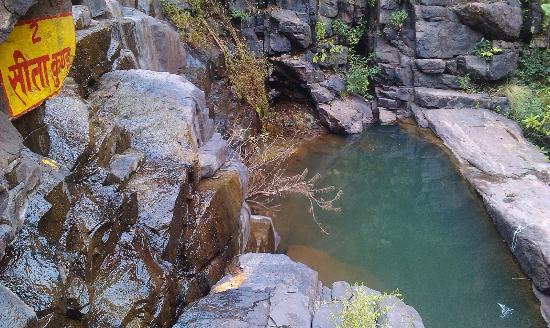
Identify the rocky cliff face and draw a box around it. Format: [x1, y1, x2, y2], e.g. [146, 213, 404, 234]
[0, 0, 251, 325]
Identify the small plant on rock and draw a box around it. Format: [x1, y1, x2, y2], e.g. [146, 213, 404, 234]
[458, 74, 477, 93]
[229, 9, 250, 22]
[473, 38, 503, 59]
[388, 9, 408, 31]
[333, 284, 402, 328]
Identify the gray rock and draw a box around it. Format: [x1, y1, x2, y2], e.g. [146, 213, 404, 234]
[106, 148, 145, 184]
[310, 83, 336, 104]
[312, 302, 342, 328]
[121, 7, 186, 73]
[414, 87, 509, 112]
[317, 98, 366, 134]
[268, 8, 312, 50]
[416, 20, 482, 58]
[415, 59, 446, 74]
[198, 133, 228, 178]
[175, 254, 321, 327]
[43, 78, 90, 169]
[454, 0, 522, 41]
[321, 74, 346, 94]
[331, 281, 351, 301]
[0, 284, 37, 328]
[321, 286, 332, 302]
[457, 51, 518, 81]
[413, 72, 461, 90]
[377, 296, 424, 327]
[267, 33, 292, 53]
[81, 0, 106, 17]
[72, 5, 92, 30]
[0, 0, 36, 43]
[379, 108, 397, 125]
[319, 0, 338, 18]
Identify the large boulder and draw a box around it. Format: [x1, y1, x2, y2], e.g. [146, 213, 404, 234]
[266, 8, 312, 52]
[454, 0, 523, 41]
[317, 97, 373, 135]
[457, 51, 518, 81]
[415, 20, 482, 58]
[1, 70, 247, 326]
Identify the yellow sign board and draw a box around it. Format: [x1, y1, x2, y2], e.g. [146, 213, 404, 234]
[0, 13, 76, 119]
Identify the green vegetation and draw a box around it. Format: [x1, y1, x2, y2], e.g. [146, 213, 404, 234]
[345, 53, 381, 99]
[473, 38, 503, 58]
[161, 0, 269, 120]
[458, 74, 477, 93]
[503, 48, 550, 151]
[229, 9, 250, 21]
[332, 284, 401, 328]
[368, 0, 377, 8]
[313, 18, 378, 99]
[388, 9, 408, 31]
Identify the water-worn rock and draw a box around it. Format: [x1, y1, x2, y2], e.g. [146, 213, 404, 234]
[245, 215, 280, 253]
[0, 284, 37, 328]
[317, 97, 372, 134]
[454, 0, 523, 41]
[43, 78, 90, 169]
[198, 133, 227, 178]
[379, 108, 397, 125]
[378, 296, 425, 328]
[416, 107, 550, 296]
[72, 5, 92, 30]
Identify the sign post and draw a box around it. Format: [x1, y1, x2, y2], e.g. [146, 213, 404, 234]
[0, 3, 75, 120]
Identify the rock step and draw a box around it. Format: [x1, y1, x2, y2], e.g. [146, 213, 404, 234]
[414, 87, 509, 113]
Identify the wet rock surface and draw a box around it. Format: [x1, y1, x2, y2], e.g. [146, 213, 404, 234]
[414, 105, 550, 298]
[0, 70, 248, 326]
[175, 253, 424, 328]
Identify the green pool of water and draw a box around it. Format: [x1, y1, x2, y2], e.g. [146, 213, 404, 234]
[273, 124, 545, 327]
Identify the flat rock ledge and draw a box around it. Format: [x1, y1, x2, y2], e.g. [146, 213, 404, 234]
[411, 89, 550, 323]
[174, 253, 424, 328]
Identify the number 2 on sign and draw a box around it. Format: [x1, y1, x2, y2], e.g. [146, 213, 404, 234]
[30, 22, 41, 44]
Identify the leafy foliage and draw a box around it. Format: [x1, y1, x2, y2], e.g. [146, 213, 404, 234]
[315, 20, 327, 42]
[473, 38, 503, 58]
[344, 53, 381, 99]
[458, 74, 477, 93]
[229, 9, 250, 21]
[388, 9, 408, 31]
[333, 284, 401, 328]
[161, 0, 269, 120]
[515, 48, 550, 87]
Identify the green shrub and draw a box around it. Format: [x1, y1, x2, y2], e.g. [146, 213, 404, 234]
[315, 20, 327, 42]
[473, 38, 503, 58]
[515, 48, 550, 87]
[344, 53, 380, 99]
[368, 0, 377, 8]
[388, 10, 408, 31]
[229, 9, 250, 21]
[458, 74, 478, 93]
[332, 20, 366, 46]
[333, 284, 401, 328]
[504, 84, 550, 150]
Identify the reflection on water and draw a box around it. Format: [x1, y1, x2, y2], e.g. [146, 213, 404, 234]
[273, 124, 545, 328]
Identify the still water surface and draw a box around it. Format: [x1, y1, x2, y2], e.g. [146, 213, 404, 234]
[274, 124, 545, 327]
